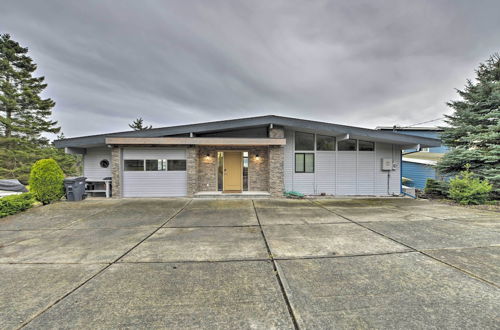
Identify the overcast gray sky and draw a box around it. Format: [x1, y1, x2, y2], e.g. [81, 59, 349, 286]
[2, 0, 499, 138]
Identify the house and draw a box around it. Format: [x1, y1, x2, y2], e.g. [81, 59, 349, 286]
[54, 115, 440, 198]
[376, 127, 449, 190]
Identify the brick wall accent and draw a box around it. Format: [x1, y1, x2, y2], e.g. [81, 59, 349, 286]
[269, 145, 284, 197]
[197, 146, 218, 191]
[111, 146, 121, 198]
[248, 147, 269, 191]
[186, 146, 198, 197]
[268, 126, 285, 138]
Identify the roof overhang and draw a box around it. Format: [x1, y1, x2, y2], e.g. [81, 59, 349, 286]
[105, 137, 286, 146]
[55, 115, 441, 149]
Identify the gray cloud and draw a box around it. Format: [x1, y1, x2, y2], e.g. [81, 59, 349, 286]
[2, 0, 499, 137]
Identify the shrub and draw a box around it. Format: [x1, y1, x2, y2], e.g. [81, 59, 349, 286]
[29, 158, 65, 205]
[449, 165, 492, 205]
[0, 193, 34, 218]
[424, 178, 449, 198]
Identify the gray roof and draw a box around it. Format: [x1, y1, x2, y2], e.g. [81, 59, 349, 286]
[55, 115, 441, 148]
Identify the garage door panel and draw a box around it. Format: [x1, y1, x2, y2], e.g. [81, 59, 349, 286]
[122, 148, 187, 197]
[123, 148, 186, 159]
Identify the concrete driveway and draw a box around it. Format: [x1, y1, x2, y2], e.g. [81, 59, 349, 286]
[0, 198, 499, 329]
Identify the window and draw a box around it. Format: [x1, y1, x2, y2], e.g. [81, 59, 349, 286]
[124, 160, 144, 171]
[295, 153, 314, 173]
[99, 159, 109, 168]
[316, 135, 336, 151]
[359, 140, 375, 151]
[243, 151, 248, 191]
[338, 139, 357, 151]
[421, 147, 430, 152]
[217, 152, 224, 191]
[295, 132, 314, 150]
[146, 159, 166, 171]
[167, 159, 186, 171]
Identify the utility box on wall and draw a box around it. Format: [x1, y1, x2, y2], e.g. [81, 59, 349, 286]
[381, 158, 393, 171]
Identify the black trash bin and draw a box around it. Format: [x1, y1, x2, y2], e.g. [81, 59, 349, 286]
[64, 177, 87, 201]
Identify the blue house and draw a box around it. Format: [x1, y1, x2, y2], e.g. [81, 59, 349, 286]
[376, 127, 449, 190]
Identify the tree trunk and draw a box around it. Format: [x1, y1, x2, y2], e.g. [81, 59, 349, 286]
[5, 109, 11, 137]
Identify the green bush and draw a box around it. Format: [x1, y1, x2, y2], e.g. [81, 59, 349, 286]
[424, 178, 449, 198]
[0, 193, 34, 218]
[449, 166, 492, 205]
[29, 158, 65, 205]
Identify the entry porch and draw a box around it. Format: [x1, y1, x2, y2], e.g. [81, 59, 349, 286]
[191, 145, 284, 197]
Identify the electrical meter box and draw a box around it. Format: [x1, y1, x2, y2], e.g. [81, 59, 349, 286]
[381, 158, 393, 171]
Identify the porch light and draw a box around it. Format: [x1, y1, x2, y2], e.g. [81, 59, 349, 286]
[255, 154, 260, 160]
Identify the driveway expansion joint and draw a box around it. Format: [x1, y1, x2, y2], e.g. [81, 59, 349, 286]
[310, 199, 500, 289]
[252, 199, 300, 330]
[18, 199, 193, 329]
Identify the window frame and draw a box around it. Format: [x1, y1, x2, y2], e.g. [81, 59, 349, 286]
[295, 153, 315, 173]
[316, 134, 336, 151]
[358, 140, 375, 152]
[167, 159, 187, 171]
[294, 131, 315, 151]
[123, 159, 145, 171]
[124, 159, 187, 171]
[337, 139, 358, 151]
[145, 159, 167, 171]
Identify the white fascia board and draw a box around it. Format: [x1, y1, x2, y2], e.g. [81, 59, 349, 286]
[402, 157, 437, 166]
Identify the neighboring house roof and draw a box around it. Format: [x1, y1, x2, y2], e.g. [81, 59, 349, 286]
[402, 152, 445, 165]
[55, 115, 441, 149]
[376, 126, 444, 131]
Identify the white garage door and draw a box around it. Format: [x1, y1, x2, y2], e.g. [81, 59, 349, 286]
[122, 148, 187, 197]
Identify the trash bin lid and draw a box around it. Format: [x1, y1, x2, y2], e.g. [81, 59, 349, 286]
[64, 176, 87, 183]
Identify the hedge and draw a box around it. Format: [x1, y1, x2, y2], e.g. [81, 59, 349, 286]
[0, 193, 35, 218]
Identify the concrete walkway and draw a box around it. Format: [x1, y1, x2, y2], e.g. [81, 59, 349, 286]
[0, 198, 499, 329]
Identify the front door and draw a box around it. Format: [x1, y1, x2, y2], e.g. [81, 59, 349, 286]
[223, 152, 242, 192]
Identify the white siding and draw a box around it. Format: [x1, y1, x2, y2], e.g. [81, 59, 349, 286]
[336, 152, 357, 195]
[357, 152, 376, 195]
[293, 173, 316, 195]
[374, 143, 401, 195]
[283, 128, 401, 196]
[122, 148, 187, 197]
[315, 152, 335, 195]
[83, 147, 112, 180]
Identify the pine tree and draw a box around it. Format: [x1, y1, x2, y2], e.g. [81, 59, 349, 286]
[0, 34, 73, 182]
[437, 53, 500, 196]
[0, 34, 59, 141]
[128, 117, 152, 130]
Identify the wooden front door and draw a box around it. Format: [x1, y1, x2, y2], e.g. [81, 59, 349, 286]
[223, 152, 242, 192]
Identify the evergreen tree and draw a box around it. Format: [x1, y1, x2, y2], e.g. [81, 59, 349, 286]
[0, 34, 78, 182]
[129, 117, 152, 130]
[437, 53, 500, 196]
[0, 34, 59, 141]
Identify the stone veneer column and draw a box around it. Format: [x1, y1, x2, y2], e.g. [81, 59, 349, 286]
[111, 146, 121, 198]
[268, 125, 285, 138]
[268, 145, 284, 197]
[186, 146, 198, 197]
